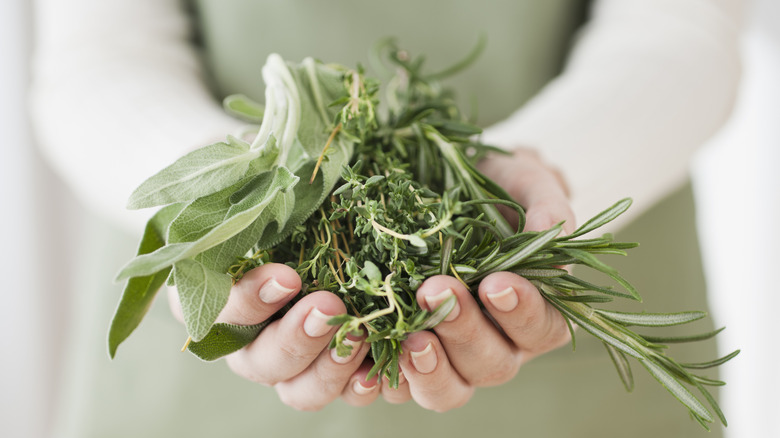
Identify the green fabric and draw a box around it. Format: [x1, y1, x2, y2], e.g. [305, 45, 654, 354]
[52, 2, 722, 437]
[192, 0, 589, 126]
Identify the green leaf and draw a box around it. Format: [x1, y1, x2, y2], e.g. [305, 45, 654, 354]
[407, 234, 427, 248]
[543, 293, 644, 360]
[596, 309, 706, 327]
[604, 342, 634, 392]
[428, 129, 517, 237]
[566, 198, 633, 239]
[559, 247, 641, 301]
[419, 295, 457, 330]
[361, 261, 382, 285]
[513, 268, 568, 278]
[554, 294, 614, 303]
[127, 140, 260, 209]
[692, 381, 729, 426]
[641, 327, 725, 344]
[187, 321, 271, 361]
[681, 350, 740, 370]
[108, 203, 185, 358]
[115, 167, 299, 280]
[223, 94, 264, 123]
[638, 357, 714, 424]
[173, 258, 233, 342]
[469, 224, 561, 282]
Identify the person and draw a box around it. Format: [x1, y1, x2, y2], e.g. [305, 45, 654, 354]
[29, 0, 744, 436]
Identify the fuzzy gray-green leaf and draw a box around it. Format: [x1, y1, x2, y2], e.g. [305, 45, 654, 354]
[223, 94, 265, 123]
[173, 258, 233, 342]
[116, 167, 298, 280]
[108, 203, 185, 358]
[188, 321, 271, 360]
[127, 141, 259, 209]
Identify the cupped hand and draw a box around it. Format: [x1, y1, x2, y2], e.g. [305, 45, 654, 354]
[380, 147, 576, 411]
[169, 148, 575, 412]
[169, 263, 380, 411]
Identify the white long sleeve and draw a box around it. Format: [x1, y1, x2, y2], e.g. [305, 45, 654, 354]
[30, 0, 744, 234]
[483, 0, 744, 229]
[29, 0, 244, 233]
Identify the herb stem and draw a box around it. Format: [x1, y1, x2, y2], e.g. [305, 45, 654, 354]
[310, 123, 342, 184]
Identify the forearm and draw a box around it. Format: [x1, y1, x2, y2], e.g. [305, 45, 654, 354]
[29, 0, 243, 233]
[483, 0, 745, 230]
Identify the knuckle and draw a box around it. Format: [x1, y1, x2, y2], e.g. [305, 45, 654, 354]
[440, 327, 479, 350]
[418, 387, 474, 413]
[225, 354, 276, 386]
[278, 339, 315, 365]
[276, 389, 325, 412]
[467, 359, 520, 387]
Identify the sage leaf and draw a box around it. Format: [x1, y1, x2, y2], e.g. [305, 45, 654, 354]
[116, 166, 299, 280]
[223, 94, 265, 123]
[108, 203, 184, 358]
[173, 258, 233, 342]
[187, 321, 271, 361]
[127, 140, 260, 209]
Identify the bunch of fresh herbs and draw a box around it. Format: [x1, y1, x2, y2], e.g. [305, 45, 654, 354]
[110, 42, 737, 430]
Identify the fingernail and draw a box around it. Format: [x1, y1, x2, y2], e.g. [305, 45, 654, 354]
[424, 288, 460, 322]
[486, 287, 518, 312]
[303, 308, 332, 338]
[410, 342, 437, 374]
[353, 379, 377, 395]
[258, 278, 296, 304]
[330, 338, 361, 364]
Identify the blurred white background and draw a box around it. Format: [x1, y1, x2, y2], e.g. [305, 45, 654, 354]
[1, 1, 777, 437]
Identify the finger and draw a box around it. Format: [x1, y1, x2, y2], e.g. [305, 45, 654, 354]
[380, 368, 411, 405]
[274, 334, 371, 411]
[341, 360, 382, 407]
[416, 275, 520, 387]
[167, 286, 185, 324]
[399, 331, 474, 412]
[217, 263, 302, 325]
[478, 271, 572, 363]
[478, 148, 575, 234]
[225, 291, 345, 386]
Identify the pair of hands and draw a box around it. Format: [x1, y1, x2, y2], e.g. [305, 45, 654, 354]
[169, 149, 575, 412]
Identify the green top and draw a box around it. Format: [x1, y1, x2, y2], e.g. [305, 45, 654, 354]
[52, 2, 722, 437]
[192, 0, 588, 126]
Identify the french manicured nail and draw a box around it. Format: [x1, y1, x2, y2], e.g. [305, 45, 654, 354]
[303, 308, 332, 337]
[486, 287, 518, 312]
[410, 342, 437, 374]
[353, 379, 377, 395]
[331, 338, 361, 364]
[424, 288, 460, 322]
[258, 278, 296, 304]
